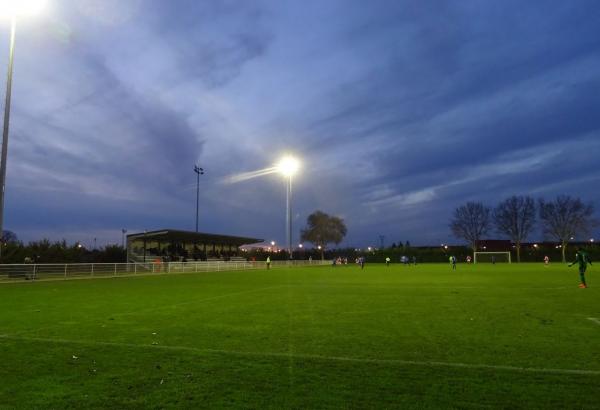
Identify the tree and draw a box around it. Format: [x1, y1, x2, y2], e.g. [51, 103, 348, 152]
[493, 196, 536, 263]
[1, 230, 18, 244]
[450, 202, 491, 250]
[539, 196, 596, 262]
[300, 211, 347, 260]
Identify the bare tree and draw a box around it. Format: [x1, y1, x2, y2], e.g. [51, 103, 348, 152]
[493, 196, 536, 262]
[450, 202, 491, 250]
[539, 196, 595, 262]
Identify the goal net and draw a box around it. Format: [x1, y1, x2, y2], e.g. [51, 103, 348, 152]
[473, 252, 511, 264]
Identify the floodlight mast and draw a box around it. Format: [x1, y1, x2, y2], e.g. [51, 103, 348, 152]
[194, 165, 204, 232]
[0, 16, 16, 256]
[0, 1, 47, 258]
[276, 156, 300, 259]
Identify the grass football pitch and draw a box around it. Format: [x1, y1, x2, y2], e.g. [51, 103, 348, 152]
[0, 263, 599, 409]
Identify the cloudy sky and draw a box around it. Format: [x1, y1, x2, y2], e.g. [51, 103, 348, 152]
[1, 0, 599, 247]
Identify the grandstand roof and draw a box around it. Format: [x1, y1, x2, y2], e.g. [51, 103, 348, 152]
[127, 229, 262, 246]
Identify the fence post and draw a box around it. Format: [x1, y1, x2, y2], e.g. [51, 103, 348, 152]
[64, 264, 67, 279]
[114, 264, 117, 276]
[168, 262, 171, 273]
[32, 264, 37, 281]
[135, 263, 137, 274]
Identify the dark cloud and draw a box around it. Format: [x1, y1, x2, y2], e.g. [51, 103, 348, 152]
[2, 0, 599, 246]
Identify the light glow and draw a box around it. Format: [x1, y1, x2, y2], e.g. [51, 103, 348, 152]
[0, 0, 47, 16]
[276, 156, 300, 177]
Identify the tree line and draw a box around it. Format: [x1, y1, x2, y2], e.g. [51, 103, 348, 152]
[0, 233, 126, 264]
[450, 195, 597, 262]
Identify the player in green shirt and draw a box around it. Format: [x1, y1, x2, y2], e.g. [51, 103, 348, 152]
[449, 255, 456, 270]
[568, 248, 592, 288]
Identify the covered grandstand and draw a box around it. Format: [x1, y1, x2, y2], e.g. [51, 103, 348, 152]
[127, 229, 262, 263]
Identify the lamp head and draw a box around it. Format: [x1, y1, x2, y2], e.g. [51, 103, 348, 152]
[276, 156, 300, 177]
[0, 0, 47, 17]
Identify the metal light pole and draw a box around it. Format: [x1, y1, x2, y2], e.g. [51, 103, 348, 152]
[286, 175, 292, 258]
[276, 156, 299, 260]
[0, 17, 17, 256]
[143, 230, 147, 261]
[194, 165, 204, 232]
[121, 228, 127, 249]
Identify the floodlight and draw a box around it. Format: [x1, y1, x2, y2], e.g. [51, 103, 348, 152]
[298, 244, 303, 248]
[270, 241, 275, 246]
[276, 156, 300, 177]
[0, 0, 47, 16]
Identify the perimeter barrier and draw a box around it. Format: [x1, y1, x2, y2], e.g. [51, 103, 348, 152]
[0, 259, 330, 283]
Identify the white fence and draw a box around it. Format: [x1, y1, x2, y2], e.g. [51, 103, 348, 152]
[0, 259, 330, 283]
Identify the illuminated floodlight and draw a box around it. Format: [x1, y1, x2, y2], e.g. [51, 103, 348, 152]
[590, 238, 595, 243]
[317, 245, 322, 250]
[298, 244, 303, 248]
[270, 241, 275, 246]
[0, 0, 47, 17]
[367, 246, 372, 251]
[276, 156, 300, 177]
[533, 244, 538, 248]
[444, 245, 448, 250]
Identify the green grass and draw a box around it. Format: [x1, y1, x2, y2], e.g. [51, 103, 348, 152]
[0, 263, 598, 409]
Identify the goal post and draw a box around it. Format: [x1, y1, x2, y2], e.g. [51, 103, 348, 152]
[473, 251, 511, 264]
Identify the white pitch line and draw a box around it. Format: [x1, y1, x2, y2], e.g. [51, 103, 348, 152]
[0, 333, 598, 376]
[588, 318, 600, 326]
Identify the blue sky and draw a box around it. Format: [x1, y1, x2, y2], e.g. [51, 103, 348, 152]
[1, 0, 599, 247]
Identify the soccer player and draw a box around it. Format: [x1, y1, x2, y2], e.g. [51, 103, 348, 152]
[569, 248, 592, 288]
[544, 255, 550, 266]
[466, 255, 472, 264]
[266, 256, 271, 270]
[385, 257, 391, 267]
[360, 256, 365, 270]
[450, 255, 456, 270]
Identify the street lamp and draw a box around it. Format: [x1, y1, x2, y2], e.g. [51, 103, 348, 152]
[0, 0, 47, 257]
[193, 165, 204, 232]
[276, 156, 300, 259]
